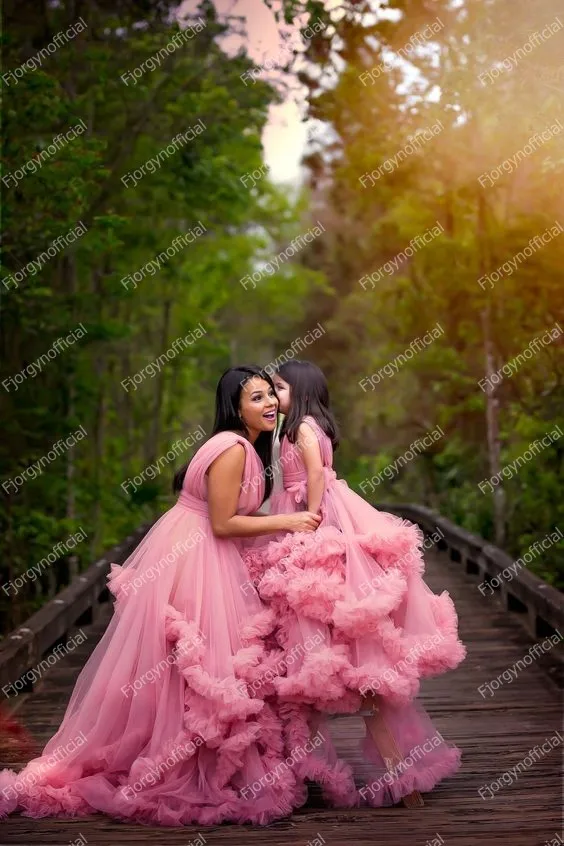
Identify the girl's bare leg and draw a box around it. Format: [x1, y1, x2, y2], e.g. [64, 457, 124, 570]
[309, 708, 323, 740]
[362, 693, 424, 808]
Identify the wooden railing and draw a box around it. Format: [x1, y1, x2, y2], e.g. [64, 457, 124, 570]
[378, 502, 564, 641]
[1, 505, 562, 698]
[0, 525, 150, 697]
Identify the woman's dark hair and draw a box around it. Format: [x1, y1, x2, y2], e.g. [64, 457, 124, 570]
[277, 360, 339, 451]
[173, 365, 277, 501]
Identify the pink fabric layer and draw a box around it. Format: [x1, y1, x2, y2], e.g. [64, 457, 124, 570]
[0, 433, 305, 826]
[276, 699, 461, 808]
[242, 416, 465, 796]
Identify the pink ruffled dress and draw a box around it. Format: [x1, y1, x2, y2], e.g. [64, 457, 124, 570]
[244, 416, 466, 807]
[0, 432, 305, 826]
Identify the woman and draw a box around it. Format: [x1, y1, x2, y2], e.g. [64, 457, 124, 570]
[0, 365, 320, 827]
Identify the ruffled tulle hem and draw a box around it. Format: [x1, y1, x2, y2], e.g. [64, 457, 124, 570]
[244, 518, 465, 710]
[274, 646, 361, 714]
[0, 739, 461, 821]
[0, 774, 302, 827]
[107, 561, 134, 603]
[332, 569, 408, 637]
[252, 528, 413, 642]
[361, 744, 462, 807]
[257, 516, 425, 578]
[277, 702, 461, 809]
[409, 593, 467, 679]
[356, 516, 426, 577]
[280, 703, 359, 808]
[0, 601, 306, 826]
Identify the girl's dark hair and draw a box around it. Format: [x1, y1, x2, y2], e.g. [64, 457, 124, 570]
[173, 365, 276, 501]
[276, 360, 339, 451]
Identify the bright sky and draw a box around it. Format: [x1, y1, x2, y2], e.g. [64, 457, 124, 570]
[179, 0, 320, 185]
[219, 0, 311, 184]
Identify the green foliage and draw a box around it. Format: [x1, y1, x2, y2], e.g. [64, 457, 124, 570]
[2, 0, 562, 641]
[288, 0, 564, 586]
[0, 1, 320, 633]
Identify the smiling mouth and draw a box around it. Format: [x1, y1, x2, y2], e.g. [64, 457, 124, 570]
[263, 410, 277, 420]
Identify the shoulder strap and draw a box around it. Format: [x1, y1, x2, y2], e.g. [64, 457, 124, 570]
[299, 415, 332, 465]
[196, 431, 250, 472]
[301, 415, 324, 438]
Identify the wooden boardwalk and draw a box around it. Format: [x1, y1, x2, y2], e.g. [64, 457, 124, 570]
[1, 548, 562, 846]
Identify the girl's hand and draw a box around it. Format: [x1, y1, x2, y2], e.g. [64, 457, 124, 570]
[283, 511, 321, 533]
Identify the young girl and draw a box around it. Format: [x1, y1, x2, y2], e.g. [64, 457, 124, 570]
[0, 366, 320, 827]
[245, 359, 466, 808]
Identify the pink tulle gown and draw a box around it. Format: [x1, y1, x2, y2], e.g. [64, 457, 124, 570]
[244, 416, 466, 808]
[0, 432, 305, 826]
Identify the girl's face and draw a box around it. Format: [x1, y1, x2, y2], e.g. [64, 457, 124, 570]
[273, 375, 291, 415]
[239, 376, 278, 440]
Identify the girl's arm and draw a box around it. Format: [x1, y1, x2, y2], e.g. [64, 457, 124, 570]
[297, 422, 325, 515]
[208, 444, 321, 538]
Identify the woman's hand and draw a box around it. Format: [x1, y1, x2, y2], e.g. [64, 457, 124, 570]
[207, 446, 321, 539]
[283, 511, 322, 533]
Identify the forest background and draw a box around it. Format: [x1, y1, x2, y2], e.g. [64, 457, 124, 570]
[1, 0, 562, 634]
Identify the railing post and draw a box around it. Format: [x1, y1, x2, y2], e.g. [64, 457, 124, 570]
[375, 502, 564, 648]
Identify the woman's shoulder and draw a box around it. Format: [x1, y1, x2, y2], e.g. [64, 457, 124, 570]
[203, 430, 249, 451]
[182, 431, 253, 492]
[194, 431, 249, 465]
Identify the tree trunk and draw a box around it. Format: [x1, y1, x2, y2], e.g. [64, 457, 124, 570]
[91, 267, 108, 558]
[478, 191, 505, 546]
[230, 336, 238, 367]
[146, 299, 172, 466]
[62, 254, 79, 579]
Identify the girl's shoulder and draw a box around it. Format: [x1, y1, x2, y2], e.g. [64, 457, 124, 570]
[281, 416, 329, 451]
[298, 415, 328, 445]
[300, 414, 324, 432]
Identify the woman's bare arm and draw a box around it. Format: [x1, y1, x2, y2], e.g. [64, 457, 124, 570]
[207, 444, 320, 538]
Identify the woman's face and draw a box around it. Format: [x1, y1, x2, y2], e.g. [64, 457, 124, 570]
[273, 374, 291, 415]
[239, 377, 278, 440]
